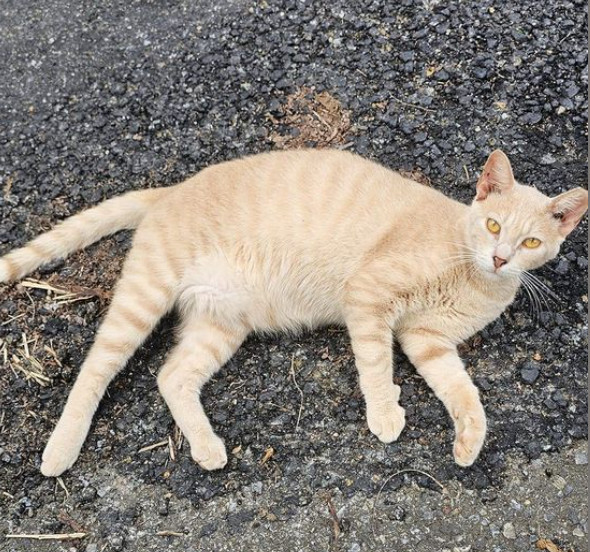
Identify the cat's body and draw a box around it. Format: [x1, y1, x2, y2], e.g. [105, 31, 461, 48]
[1, 149, 586, 477]
[158, 150, 513, 333]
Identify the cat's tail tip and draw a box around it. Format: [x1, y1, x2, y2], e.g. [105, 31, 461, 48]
[0, 257, 16, 284]
[0, 187, 169, 285]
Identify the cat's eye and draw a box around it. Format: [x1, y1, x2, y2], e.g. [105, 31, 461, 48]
[522, 237, 541, 249]
[486, 218, 501, 234]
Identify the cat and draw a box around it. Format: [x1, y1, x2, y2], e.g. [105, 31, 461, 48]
[0, 149, 586, 477]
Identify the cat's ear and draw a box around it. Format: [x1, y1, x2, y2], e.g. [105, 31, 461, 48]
[548, 187, 588, 237]
[475, 150, 515, 201]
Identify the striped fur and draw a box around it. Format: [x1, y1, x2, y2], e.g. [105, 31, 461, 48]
[0, 149, 586, 476]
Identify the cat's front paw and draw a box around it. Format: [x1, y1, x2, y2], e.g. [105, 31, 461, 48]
[453, 413, 487, 467]
[367, 402, 406, 443]
[191, 431, 228, 471]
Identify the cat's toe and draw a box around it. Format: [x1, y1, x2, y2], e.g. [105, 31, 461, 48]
[191, 432, 228, 471]
[453, 415, 486, 467]
[368, 403, 406, 443]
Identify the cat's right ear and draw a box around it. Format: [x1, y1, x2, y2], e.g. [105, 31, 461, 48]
[475, 150, 515, 201]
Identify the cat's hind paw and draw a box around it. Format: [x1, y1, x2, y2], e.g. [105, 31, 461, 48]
[41, 436, 81, 477]
[40, 415, 90, 477]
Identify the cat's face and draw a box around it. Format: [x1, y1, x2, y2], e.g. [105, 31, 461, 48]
[465, 150, 587, 278]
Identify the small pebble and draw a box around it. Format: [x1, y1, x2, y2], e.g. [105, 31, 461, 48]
[574, 449, 588, 465]
[502, 522, 516, 539]
[551, 475, 567, 490]
[556, 258, 570, 274]
[520, 363, 540, 384]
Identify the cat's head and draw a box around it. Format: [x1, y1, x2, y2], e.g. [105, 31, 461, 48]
[465, 149, 587, 277]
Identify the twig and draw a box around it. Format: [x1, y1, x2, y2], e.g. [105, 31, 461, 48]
[21, 332, 30, 358]
[5, 533, 87, 541]
[168, 435, 176, 462]
[290, 355, 304, 431]
[156, 530, 185, 537]
[56, 477, 70, 499]
[44, 342, 63, 367]
[371, 468, 446, 537]
[324, 493, 341, 542]
[20, 278, 108, 305]
[57, 510, 86, 533]
[138, 440, 168, 453]
[1, 313, 26, 326]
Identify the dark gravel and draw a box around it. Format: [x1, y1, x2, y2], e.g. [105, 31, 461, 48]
[0, 0, 587, 550]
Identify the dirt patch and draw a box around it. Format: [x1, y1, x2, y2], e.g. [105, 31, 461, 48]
[269, 86, 353, 149]
[398, 169, 431, 187]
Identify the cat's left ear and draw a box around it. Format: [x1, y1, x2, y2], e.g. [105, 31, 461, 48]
[548, 188, 588, 237]
[475, 150, 515, 201]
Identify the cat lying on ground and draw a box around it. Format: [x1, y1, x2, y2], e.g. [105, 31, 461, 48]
[0, 148, 586, 476]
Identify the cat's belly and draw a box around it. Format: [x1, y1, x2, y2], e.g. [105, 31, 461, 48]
[177, 253, 344, 331]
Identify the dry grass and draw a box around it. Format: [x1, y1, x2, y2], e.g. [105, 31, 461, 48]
[21, 278, 109, 305]
[2, 333, 52, 387]
[5, 532, 87, 541]
[269, 86, 353, 149]
[399, 169, 432, 187]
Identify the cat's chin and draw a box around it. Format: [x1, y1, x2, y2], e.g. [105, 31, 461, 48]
[480, 267, 521, 282]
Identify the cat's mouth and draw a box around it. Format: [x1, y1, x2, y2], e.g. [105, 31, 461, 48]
[476, 257, 512, 277]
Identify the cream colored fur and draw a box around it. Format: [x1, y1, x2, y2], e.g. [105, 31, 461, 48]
[0, 149, 586, 476]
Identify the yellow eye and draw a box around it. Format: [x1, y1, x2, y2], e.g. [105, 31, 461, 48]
[522, 237, 541, 249]
[486, 218, 501, 234]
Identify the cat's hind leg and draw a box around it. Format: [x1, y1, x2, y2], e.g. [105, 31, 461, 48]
[41, 241, 180, 476]
[157, 314, 249, 470]
[399, 330, 487, 467]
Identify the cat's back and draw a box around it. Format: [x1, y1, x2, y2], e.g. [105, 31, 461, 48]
[175, 149, 460, 242]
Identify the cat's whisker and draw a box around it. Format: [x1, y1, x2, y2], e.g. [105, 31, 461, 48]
[441, 241, 482, 255]
[520, 272, 554, 304]
[522, 278, 543, 321]
[519, 279, 540, 321]
[522, 271, 561, 303]
[521, 275, 553, 315]
[519, 274, 549, 319]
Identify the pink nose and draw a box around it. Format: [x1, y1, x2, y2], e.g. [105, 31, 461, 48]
[493, 256, 507, 269]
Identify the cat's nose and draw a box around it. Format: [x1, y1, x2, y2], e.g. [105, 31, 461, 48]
[493, 256, 508, 269]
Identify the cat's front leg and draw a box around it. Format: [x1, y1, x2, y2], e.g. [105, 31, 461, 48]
[346, 312, 405, 443]
[399, 331, 486, 466]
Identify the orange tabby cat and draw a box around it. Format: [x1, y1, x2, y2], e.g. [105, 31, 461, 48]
[0, 149, 586, 477]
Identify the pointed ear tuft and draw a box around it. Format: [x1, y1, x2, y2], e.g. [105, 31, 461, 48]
[475, 149, 515, 201]
[549, 187, 588, 237]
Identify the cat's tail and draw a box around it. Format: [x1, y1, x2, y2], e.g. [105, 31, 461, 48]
[0, 187, 169, 283]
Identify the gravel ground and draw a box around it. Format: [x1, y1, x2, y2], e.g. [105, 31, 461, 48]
[0, 1, 587, 551]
